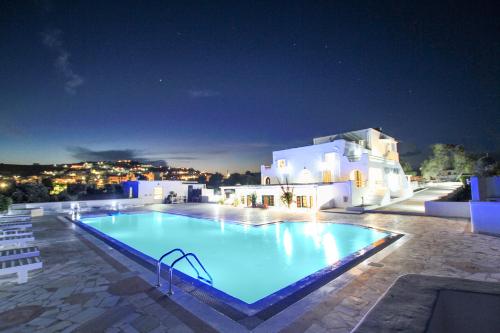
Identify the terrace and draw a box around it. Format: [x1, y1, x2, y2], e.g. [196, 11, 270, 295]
[1, 203, 499, 332]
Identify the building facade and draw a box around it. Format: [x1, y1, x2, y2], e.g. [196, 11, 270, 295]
[122, 180, 206, 203]
[221, 128, 413, 210]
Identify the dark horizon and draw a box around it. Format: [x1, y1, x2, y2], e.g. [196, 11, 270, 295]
[1, 1, 499, 172]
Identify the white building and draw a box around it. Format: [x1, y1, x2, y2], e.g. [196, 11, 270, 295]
[221, 128, 413, 210]
[123, 180, 207, 203]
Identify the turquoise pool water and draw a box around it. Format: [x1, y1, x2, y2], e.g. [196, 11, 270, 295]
[81, 212, 390, 304]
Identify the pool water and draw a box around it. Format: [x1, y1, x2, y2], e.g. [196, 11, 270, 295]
[81, 212, 391, 304]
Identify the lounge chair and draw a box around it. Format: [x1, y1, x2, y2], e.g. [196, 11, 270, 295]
[0, 256, 42, 284]
[0, 235, 35, 248]
[0, 215, 31, 222]
[0, 222, 32, 230]
[0, 246, 39, 261]
[0, 229, 33, 238]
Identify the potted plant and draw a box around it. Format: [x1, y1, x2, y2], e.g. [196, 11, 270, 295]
[278, 177, 294, 208]
[251, 193, 257, 208]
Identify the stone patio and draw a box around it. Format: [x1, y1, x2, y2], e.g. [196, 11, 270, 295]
[1, 203, 499, 332]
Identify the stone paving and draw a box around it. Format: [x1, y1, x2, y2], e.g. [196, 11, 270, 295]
[0, 215, 215, 333]
[353, 274, 500, 332]
[372, 182, 462, 214]
[1, 204, 499, 332]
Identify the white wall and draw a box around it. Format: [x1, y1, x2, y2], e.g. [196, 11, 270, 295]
[269, 140, 347, 184]
[316, 182, 352, 208]
[471, 176, 500, 201]
[137, 181, 205, 201]
[260, 136, 412, 203]
[424, 201, 471, 218]
[470, 201, 500, 235]
[12, 197, 156, 213]
[201, 188, 218, 203]
[221, 182, 353, 210]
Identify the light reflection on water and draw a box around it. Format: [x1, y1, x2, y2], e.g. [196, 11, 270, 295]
[80, 212, 390, 304]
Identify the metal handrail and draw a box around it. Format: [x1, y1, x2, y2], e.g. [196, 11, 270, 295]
[156, 248, 200, 287]
[167, 252, 213, 295]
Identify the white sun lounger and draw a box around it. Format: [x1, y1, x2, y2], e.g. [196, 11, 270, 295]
[0, 215, 31, 222]
[0, 256, 42, 284]
[0, 247, 39, 261]
[0, 235, 35, 248]
[0, 229, 33, 238]
[0, 222, 32, 230]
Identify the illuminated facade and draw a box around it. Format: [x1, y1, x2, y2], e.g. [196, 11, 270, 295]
[221, 128, 413, 210]
[122, 180, 207, 203]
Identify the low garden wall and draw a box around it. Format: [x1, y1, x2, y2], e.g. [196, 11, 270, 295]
[424, 201, 470, 218]
[11, 197, 159, 214]
[470, 201, 500, 236]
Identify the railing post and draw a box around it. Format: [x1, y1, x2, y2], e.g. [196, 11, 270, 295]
[168, 268, 174, 295]
[156, 261, 161, 287]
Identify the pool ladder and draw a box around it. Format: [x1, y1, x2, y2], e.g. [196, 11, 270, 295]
[156, 248, 213, 295]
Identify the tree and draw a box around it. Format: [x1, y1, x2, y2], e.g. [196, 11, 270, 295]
[10, 184, 51, 203]
[0, 194, 12, 213]
[420, 144, 475, 180]
[197, 175, 207, 184]
[207, 172, 224, 189]
[41, 177, 53, 189]
[453, 145, 475, 177]
[67, 184, 87, 197]
[475, 155, 499, 177]
[400, 159, 415, 175]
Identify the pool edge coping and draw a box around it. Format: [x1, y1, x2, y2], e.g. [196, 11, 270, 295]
[68, 210, 407, 322]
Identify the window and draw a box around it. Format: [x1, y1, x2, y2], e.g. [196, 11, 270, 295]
[296, 196, 313, 208]
[265, 177, 271, 185]
[324, 152, 340, 180]
[322, 170, 332, 183]
[153, 186, 163, 200]
[277, 159, 287, 169]
[262, 195, 274, 206]
[350, 170, 364, 188]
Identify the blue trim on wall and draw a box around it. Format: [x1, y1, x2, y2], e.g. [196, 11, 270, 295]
[122, 181, 139, 198]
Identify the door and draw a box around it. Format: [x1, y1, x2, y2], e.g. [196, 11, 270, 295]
[246, 195, 252, 207]
[322, 170, 332, 183]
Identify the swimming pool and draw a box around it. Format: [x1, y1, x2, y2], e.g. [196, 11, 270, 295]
[78, 211, 400, 314]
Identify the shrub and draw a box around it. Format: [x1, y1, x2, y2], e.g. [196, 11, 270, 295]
[251, 193, 257, 207]
[0, 194, 12, 213]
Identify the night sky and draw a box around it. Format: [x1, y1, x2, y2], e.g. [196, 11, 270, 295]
[1, 1, 499, 172]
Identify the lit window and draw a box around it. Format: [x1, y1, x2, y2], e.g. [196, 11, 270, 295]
[296, 196, 313, 208]
[262, 195, 274, 206]
[153, 187, 163, 199]
[350, 170, 364, 188]
[322, 170, 332, 183]
[277, 159, 287, 169]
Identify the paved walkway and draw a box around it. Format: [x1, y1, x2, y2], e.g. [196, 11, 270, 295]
[1, 204, 499, 333]
[0, 215, 215, 333]
[372, 182, 463, 214]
